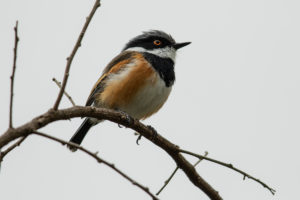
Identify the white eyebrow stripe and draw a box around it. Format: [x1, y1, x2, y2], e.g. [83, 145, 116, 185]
[125, 46, 176, 62]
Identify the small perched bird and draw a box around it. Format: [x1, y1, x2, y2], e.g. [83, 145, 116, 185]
[69, 30, 190, 151]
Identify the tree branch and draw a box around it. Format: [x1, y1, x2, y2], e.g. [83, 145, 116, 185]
[52, 78, 76, 106]
[179, 149, 276, 195]
[0, 136, 27, 163]
[33, 131, 158, 200]
[156, 168, 179, 196]
[9, 21, 19, 128]
[53, 0, 101, 110]
[0, 106, 222, 200]
[156, 151, 209, 195]
[193, 151, 209, 167]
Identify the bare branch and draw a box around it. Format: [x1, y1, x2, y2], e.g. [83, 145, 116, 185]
[9, 21, 20, 128]
[0, 136, 27, 163]
[179, 149, 276, 195]
[33, 131, 158, 200]
[53, 0, 101, 110]
[156, 151, 208, 195]
[0, 105, 275, 198]
[52, 78, 76, 106]
[156, 166, 179, 195]
[0, 106, 222, 200]
[194, 151, 209, 167]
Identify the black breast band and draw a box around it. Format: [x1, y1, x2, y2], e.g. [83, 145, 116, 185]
[143, 52, 175, 87]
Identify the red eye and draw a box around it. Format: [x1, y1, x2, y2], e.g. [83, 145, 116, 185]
[153, 40, 161, 46]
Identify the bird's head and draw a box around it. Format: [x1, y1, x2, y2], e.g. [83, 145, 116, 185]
[123, 30, 191, 61]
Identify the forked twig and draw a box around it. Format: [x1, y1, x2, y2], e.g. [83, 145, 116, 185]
[179, 149, 276, 195]
[33, 131, 159, 200]
[53, 0, 101, 110]
[193, 151, 209, 167]
[0, 136, 27, 163]
[156, 151, 208, 195]
[9, 21, 19, 128]
[52, 78, 76, 106]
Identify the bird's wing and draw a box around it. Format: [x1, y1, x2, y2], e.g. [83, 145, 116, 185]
[85, 51, 137, 106]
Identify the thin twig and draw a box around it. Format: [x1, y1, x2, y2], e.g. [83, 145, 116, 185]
[156, 167, 179, 195]
[9, 21, 19, 128]
[53, 0, 101, 110]
[194, 151, 209, 167]
[0, 136, 27, 163]
[156, 151, 208, 195]
[179, 149, 276, 195]
[33, 131, 158, 200]
[52, 78, 76, 106]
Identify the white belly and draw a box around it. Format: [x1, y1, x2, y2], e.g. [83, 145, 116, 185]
[120, 75, 172, 119]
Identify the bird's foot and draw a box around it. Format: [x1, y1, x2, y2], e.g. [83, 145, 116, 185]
[118, 110, 133, 126]
[136, 134, 142, 145]
[67, 142, 79, 152]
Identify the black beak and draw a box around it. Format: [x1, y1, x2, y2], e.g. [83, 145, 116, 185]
[173, 42, 191, 50]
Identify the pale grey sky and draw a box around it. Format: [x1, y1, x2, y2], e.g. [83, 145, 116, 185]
[1, 0, 300, 199]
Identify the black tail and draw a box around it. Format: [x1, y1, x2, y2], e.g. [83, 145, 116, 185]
[68, 118, 93, 152]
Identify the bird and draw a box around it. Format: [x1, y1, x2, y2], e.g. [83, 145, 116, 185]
[68, 30, 190, 151]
